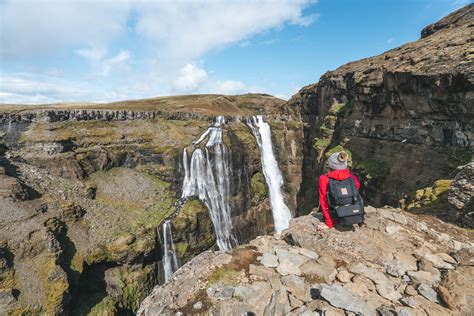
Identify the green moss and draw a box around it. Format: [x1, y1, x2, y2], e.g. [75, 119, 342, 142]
[173, 199, 207, 231]
[38, 257, 69, 315]
[175, 242, 189, 257]
[313, 138, 331, 153]
[86, 295, 117, 316]
[329, 103, 346, 115]
[251, 172, 267, 203]
[208, 267, 243, 286]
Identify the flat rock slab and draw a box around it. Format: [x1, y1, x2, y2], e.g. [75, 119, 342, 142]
[320, 284, 375, 316]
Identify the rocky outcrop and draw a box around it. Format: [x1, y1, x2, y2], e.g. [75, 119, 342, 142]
[290, 4, 473, 212]
[448, 162, 474, 226]
[138, 206, 474, 315]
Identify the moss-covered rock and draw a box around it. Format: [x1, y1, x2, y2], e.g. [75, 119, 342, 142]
[251, 172, 267, 205]
[171, 199, 216, 263]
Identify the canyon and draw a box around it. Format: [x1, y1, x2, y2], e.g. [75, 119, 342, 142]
[0, 4, 473, 316]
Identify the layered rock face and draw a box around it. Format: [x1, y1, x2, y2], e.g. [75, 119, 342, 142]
[0, 102, 304, 314]
[138, 206, 474, 315]
[291, 4, 473, 213]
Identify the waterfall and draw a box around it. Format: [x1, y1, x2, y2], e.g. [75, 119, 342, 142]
[247, 115, 292, 233]
[162, 221, 179, 282]
[181, 116, 234, 251]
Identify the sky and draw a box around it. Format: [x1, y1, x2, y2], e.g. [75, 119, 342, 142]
[0, 0, 471, 104]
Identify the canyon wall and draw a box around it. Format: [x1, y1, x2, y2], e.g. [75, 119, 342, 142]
[291, 4, 473, 218]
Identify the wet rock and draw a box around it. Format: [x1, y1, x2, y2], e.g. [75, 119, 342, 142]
[319, 284, 374, 315]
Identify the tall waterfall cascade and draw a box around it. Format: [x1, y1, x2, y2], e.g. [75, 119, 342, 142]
[247, 115, 292, 233]
[181, 116, 235, 251]
[161, 221, 179, 282]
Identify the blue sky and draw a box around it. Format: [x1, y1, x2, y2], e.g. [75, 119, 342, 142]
[0, 0, 470, 104]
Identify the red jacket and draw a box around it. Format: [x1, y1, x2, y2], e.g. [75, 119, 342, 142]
[318, 169, 360, 228]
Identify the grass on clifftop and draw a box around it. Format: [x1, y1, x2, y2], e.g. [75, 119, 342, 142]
[0, 93, 285, 116]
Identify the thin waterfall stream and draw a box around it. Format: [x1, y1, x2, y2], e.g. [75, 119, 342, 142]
[181, 116, 235, 251]
[161, 221, 179, 282]
[247, 115, 292, 233]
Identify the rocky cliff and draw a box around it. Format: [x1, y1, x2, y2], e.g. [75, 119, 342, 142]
[0, 95, 304, 314]
[138, 206, 474, 315]
[291, 4, 473, 221]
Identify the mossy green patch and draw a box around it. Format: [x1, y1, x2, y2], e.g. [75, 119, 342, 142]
[251, 172, 267, 204]
[406, 179, 453, 211]
[208, 267, 243, 287]
[329, 103, 346, 115]
[175, 242, 189, 257]
[313, 138, 331, 153]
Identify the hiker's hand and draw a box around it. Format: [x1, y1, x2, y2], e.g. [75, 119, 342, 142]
[317, 223, 329, 230]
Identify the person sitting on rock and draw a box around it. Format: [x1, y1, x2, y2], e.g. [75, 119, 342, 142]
[317, 151, 364, 230]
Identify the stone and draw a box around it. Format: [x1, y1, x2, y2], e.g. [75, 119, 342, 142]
[364, 205, 377, 213]
[281, 274, 311, 302]
[385, 225, 404, 235]
[384, 261, 405, 277]
[233, 286, 254, 300]
[407, 270, 441, 286]
[435, 252, 457, 265]
[319, 284, 374, 315]
[376, 306, 398, 316]
[376, 283, 402, 301]
[424, 253, 455, 270]
[400, 297, 419, 308]
[300, 261, 337, 283]
[193, 301, 203, 310]
[348, 263, 392, 287]
[263, 288, 290, 316]
[299, 248, 319, 259]
[437, 285, 457, 310]
[417, 283, 439, 303]
[276, 262, 301, 276]
[260, 252, 278, 268]
[404, 285, 418, 296]
[275, 248, 308, 267]
[206, 283, 234, 301]
[249, 264, 275, 279]
[288, 294, 303, 308]
[336, 269, 353, 283]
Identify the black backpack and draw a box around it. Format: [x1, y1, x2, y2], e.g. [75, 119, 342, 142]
[327, 177, 365, 226]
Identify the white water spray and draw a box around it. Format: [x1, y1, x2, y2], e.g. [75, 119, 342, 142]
[162, 220, 179, 282]
[247, 115, 292, 233]
[181, 116, 234, 251]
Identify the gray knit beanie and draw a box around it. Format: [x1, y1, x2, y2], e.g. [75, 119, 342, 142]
[327, 151, 348, 170]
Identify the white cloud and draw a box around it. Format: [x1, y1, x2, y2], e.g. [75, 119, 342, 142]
[99, 50, 130, 76]
[0, 0, 131, 58]
[75, 46, 107, 61]
[172, 64, 208, 93]
[135, 0, 316, 60]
